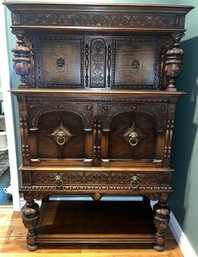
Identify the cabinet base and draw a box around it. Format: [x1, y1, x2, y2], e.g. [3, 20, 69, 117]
[36, 200, 157, 247]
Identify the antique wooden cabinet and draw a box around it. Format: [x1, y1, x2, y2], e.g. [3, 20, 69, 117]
[5, 2, 192, 251]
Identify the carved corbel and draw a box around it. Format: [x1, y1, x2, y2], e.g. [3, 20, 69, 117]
[12, 30, 31, 88]
[164, 32, 184, 91]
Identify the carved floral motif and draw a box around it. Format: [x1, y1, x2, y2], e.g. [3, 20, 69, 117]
[15, 12, 183, 29]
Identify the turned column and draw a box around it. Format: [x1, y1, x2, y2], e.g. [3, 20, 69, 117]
[22, 194, 40, 251]
[12, 30, 31, 88]
[164, 32, 184, 91]
[153, 193, 170, 252]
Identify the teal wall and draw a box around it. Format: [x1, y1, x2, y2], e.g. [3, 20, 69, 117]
[4, 0, 198, 255]
[170, 0, 198, 255]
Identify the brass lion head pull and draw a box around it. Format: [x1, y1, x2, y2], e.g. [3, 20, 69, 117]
[56, 130, 66, 146]
[128, 131, 139, 147]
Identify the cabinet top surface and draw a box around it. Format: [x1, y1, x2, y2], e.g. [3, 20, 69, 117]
[3, 2, 194, 13]
[4, 2, 193, 9]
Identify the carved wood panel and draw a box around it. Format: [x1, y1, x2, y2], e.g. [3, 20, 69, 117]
[112, 37, 160, 89]
[34, 35, 84, 88]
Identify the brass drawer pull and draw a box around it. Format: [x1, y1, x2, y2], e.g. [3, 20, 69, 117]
[55, 175, 63, 186]
[131, 175, 139, 189]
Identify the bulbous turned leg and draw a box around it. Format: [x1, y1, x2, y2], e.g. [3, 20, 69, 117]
[153, 193, 170, 252]
[22, 199, 39, 251]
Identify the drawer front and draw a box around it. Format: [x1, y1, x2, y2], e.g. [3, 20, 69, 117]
[24, 170, 172, 193]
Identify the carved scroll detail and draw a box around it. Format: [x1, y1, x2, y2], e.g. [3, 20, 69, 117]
[90, 39, 106, 88]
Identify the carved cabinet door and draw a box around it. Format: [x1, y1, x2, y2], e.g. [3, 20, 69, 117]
[99, 102, 167, 167]
[23, 97, 95, 166]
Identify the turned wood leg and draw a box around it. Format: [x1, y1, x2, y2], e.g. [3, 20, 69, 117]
[153, 193, 170, 252]
[22, 198, 39, 251]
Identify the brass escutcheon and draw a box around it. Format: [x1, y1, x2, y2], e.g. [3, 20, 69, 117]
[131, 59, 140, 73]
[56, 57, 65, 68]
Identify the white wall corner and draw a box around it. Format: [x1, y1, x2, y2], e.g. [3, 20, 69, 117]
[169, 212, 197, 257]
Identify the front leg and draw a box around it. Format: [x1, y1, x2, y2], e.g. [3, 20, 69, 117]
[153, 193, 170, 252]
[22, 195, 39, 251]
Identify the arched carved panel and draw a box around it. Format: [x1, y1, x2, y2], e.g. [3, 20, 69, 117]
[26, 98, 94, 129]
[100, 103, 167, 130]
[90, 38, 106, 88]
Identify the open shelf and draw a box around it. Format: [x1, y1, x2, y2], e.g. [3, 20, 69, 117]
[36, 200, 156, 246]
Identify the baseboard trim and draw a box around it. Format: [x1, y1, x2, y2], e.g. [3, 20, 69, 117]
[169, 212, 197, 257]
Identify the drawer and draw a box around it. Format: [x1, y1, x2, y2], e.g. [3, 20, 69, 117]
[22, 170, 172, 193]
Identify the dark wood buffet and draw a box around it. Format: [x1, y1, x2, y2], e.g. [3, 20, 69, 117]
[4, 2, 193, 251]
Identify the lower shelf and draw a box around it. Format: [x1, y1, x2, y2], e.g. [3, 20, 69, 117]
[36, 200, 156, 245]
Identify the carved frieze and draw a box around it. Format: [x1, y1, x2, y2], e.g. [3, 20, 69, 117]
[13, 12, 184, 29]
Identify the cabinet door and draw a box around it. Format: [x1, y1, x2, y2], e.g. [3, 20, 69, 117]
[25, 98, 94, 166]
[34, 35, 84, 88]
[99, 102, 167, 167]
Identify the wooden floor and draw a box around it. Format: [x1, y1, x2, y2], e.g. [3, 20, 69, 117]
[0, 206, 184, 257]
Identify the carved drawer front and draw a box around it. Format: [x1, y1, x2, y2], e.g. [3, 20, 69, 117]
[22, 170, 172, 194]
[34, 36, 84, 88]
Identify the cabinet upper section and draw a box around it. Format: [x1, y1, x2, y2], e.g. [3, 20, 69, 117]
[5, 3, 193, 90]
